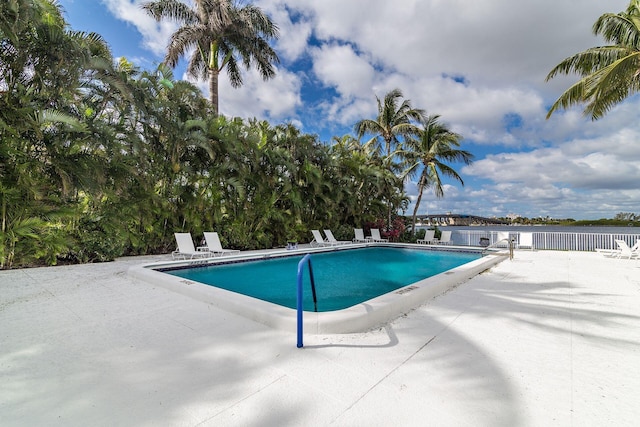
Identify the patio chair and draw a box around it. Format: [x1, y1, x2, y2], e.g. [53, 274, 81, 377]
[417, 230, 436, 244]
[595, 247, 621, 257]
[633, 241, 640, 260]
[614, 239, 640, 259]
[368, 228, 389, 242]
[324, 229, 351, 245]
[596, 241, 626, 257]
[434, 230, 452, 245]
[353, 228, 368, 243]
[172, 232, 211, 260]
[310, 229, 329, 247]
[200, 232, 240, 256]
[517, 232, 534, 250]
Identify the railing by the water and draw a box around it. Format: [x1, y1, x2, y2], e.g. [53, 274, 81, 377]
[451, 230, 640, 251]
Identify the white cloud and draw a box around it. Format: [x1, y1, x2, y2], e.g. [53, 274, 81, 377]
[311, 43, 376, 99]
[101, 0, 176, 57]
[465, 127, 640, 190]
[258, 0, 312, 62]
[216, 66, 303, 122]
[455, 124, 640, 217]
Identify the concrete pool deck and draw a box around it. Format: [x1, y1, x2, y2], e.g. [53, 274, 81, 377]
[1, 250, 639, 426]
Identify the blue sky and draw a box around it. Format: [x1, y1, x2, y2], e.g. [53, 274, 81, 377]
[58, 0, 640, 220]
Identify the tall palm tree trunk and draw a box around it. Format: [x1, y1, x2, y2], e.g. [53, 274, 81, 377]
[411, 178, 425, 235]
[385, 137, 393, 229]
[209, 69, 219, 116]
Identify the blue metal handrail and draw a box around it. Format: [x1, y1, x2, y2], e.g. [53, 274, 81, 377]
[296, 254, 317, 348]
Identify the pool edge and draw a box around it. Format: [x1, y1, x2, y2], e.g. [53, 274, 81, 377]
[128, 245, 508, 334]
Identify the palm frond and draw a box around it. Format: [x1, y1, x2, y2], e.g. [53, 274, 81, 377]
[546, 46, 631, 80]
[141, 0, 197, 24]
[548, 51, 640, 119]
[36, 109, 88, 133]
[547, 2, 640, 119]
[593, 12, 640, 46]
[583, 51, 640, 119]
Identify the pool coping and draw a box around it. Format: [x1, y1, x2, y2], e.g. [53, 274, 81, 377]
[128, 243, 508, 333]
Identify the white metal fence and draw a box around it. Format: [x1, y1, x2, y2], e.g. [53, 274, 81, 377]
[451, 230, 640, 251]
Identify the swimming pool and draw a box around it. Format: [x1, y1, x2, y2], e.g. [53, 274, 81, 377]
[130, 244, 507, 333]
[162, 247, 479, 312]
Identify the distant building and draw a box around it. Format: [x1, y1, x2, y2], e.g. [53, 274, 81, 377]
[506, 213, 521, 221]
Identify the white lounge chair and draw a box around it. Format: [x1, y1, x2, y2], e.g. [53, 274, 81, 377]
[353, 228, 368, 243]
[595, 247, 621, 257]
[324, 229, 351, 245]
[595, 241, 624, 257]
[310, 229, 329, 247]
[614, 239, 640, 259]
[368, 228, 389, 242]
[172, 232, 211, 259]
[631, 241, 640, 260]
[199, 232, 240, 256]
[518, 232, 534, 250]
[434, 230, 452, 245]
[597, 240, 639, 258]
[417, 230, 435, 244]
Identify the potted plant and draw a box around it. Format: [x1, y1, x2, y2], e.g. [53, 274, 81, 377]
[286, 231, 298, 250]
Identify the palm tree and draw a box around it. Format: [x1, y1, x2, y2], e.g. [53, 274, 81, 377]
[142, 0, 280, 115]
[354, 88, 425, 159]
[546, 0, 640, 120]
[354, 88, 425, 225]
[400, 115, 474, 234]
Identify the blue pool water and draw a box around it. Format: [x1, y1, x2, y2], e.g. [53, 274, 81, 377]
[164, 247, 480, 312]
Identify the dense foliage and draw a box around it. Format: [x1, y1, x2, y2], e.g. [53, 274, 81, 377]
[0, 1, 399, 268]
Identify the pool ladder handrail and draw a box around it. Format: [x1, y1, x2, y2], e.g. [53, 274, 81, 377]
[482, 238, 514, 260]
[297, 253, 318, 348]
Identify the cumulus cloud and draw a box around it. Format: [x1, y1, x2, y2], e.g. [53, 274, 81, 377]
[311, 43, 376, 98]
[258, 0, 312, 62]
[455, 125, 640, 217]
[101, 0, 176, 57]
[214, 66, 302, 121]
[465, 128, 640, 189]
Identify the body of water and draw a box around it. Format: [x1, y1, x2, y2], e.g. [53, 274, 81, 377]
[417, 224, 640, 250]
[417, 225, 639, 234]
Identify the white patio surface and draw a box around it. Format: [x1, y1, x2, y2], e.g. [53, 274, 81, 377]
[1, 250, 639, 426]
